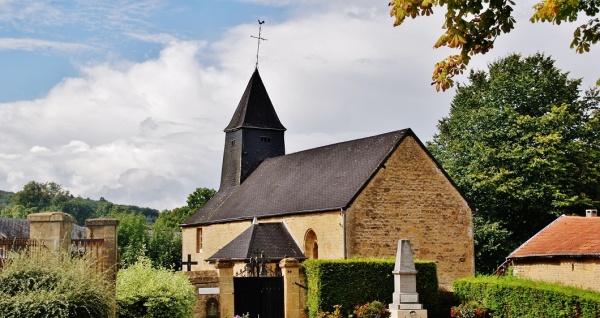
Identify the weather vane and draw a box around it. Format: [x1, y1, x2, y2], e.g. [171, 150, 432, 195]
[251, 20, 267, 69]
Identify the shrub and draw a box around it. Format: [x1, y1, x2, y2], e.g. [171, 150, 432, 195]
[453, 275, 600, 318]
[353, 301, 391, 318]
[302, 258, 438, 318]
[116, 257, 196, 318]
[0, 247, 115, 318]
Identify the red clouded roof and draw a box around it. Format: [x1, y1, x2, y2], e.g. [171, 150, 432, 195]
[509, 215, 600, 259]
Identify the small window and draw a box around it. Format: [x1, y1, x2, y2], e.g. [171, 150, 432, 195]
[231, 139, 236, 146]
[260, 136, 271, 142]
[196, 228, 203, 253]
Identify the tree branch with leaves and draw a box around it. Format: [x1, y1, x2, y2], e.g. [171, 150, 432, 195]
[389, 0, 599, 91]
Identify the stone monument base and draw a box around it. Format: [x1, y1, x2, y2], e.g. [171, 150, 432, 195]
[390, 309, 428, 318]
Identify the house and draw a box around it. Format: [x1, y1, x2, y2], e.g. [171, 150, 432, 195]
[506, 210, 600, 292]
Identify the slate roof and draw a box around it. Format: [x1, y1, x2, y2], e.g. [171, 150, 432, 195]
[508, 215, 600, 259]
[224, 68, 286, 132]
[0, 218, 87, 240]
[206, 222, 305, 262]
[183, 129, 410, 226]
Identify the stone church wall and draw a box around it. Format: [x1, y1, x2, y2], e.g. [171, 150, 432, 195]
[513, 258, 600, 292]
[182, 221, 252, 271]
[345, 135, 475, 290]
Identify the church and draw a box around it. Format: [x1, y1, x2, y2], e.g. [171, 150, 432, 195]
[181, 68, 474, 291]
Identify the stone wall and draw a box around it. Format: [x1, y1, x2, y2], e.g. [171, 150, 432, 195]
[345, 135, 475, 289]
[513, 258, 600, 292]
[184, 270, 220, 318]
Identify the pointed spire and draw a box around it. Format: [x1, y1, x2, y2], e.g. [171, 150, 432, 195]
[224, 68, 286, 132]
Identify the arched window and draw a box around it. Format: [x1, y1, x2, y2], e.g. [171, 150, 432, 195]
[304, 229, 318, 259]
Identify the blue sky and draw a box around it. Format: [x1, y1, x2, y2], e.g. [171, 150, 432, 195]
[0, 0, 598, 210]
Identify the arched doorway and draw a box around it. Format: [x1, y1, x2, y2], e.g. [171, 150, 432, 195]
[304, 229, 318, 259]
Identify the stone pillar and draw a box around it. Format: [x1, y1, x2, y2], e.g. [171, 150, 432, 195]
[215, 259, 234, 318]
[389, 239, 427, 318]
[86, 218, 119, 281]
[27, 212, 75, 252]
[280, 258, 302, 318]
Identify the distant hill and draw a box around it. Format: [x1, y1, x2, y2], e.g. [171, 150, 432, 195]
[0, 188, 159, 225]
[0, 190, 15, 210]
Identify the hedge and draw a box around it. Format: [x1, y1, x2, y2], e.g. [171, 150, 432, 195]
[453, 275, 600, 318]
[301, 258, 438, 317]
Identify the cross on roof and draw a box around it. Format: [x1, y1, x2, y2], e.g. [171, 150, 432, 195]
[251, 20, 267, 69]
[182, 254, 198, 271]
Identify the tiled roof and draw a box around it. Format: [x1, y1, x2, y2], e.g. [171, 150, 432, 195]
[206, 222, 305, 261]
[224, 68, 286, 132]
[0, 218, 87, 240]
[183, 129, 410, 226]
[508, 215, 600, 259]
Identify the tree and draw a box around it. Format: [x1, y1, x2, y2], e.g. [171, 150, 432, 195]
[109, 209, 150, 267]
[389, 0, 600, 91]
[427, 53, 600, 273]
[11, 181, 69, 212]
[186, 187, 216, 212]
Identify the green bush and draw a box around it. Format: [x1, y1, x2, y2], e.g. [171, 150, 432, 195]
[116, 257, 196, 318]
[0, 248, 115, 318]
[302, 258, 438, 318]
[453, 275, 600, 318]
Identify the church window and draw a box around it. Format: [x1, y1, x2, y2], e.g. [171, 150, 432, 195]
[196, 228, 203, 253]
[304, 229, 318, 259]
[260, 136, 271, 142]
[231, 139, 236, 146]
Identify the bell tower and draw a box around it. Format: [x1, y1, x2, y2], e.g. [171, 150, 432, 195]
[220, 68, 286, 189]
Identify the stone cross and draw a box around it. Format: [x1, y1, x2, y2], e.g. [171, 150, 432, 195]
[389, 239, 427, 318]
[182, 254, 198, 271]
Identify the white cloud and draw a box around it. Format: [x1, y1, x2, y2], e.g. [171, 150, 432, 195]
[0, 2, 597, 211]
[0, 38, 94, 52]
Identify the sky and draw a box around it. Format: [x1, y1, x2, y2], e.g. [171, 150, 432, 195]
[0, 0, 598, 211]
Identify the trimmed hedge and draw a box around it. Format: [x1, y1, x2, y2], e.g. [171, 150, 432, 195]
[453, 275, 600, 318]
[301, 258, 438, 318]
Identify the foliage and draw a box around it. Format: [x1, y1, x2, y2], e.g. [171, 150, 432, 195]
[453, 275, 600, 318]
[389, 0, 599, 90]
[186, 187, 216, 212]
[146, 223, 182, 270]
[0, 190, 15, 210]
[116, 257, 196, 318]
[353, 301, 391, 318]
[110, 211, 150, 267]
[317, 305, 344, 318]
[302, 258, 438, 318]
[0, 246, 115, 318]
[450, 301, 491, 318]
[428, 53, 600, 273]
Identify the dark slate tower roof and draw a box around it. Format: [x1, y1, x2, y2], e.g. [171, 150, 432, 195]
[206, 222, 305, 262]
[224, 68, 286, 132]
[184, 129, 412, 226]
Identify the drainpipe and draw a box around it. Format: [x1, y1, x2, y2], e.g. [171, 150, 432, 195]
[341, 208, 347, 259]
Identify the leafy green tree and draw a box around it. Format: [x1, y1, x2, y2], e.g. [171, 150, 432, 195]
[109, 210, 150, 267]
[186, 187, 216, 211]
[116, 257, 196, 318]
[428, 53, 600, 273]
[389, 0, 600, 91]
[11, 181, 69, 212]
